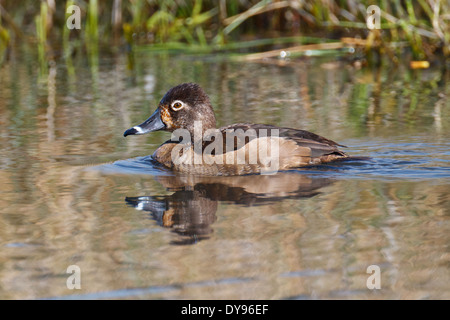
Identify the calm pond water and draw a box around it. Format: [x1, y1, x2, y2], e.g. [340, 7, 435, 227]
[0, 47, 449, 299]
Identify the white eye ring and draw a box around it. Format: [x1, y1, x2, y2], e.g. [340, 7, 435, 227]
[171, 100, 185, 111]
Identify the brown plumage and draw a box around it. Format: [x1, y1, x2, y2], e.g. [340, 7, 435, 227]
[124, 83, 349, 176]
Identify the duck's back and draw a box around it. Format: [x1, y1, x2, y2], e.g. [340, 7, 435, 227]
[152, 123, 348, 176]
[218, 123, 346, 156]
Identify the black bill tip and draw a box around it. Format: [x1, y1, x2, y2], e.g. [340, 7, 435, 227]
[123, 109, 165, 138]
[123, 127, 138, 137]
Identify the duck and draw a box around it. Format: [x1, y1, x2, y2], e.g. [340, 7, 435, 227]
[124, 82, 348, 176]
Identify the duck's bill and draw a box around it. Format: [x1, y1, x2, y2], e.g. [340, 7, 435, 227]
[124, 109, 165, 137]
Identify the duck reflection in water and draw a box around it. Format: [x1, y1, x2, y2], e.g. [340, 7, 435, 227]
[125, 172, 333, 245]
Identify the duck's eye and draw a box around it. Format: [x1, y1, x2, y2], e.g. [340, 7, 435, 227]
[171, 100, 184, 111]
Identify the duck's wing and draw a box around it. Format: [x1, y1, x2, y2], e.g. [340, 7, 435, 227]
[214, 123, 347, 159]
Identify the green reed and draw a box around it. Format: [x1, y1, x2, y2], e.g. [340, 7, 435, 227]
[0, 8, 10, 65]
[0, 0, 448, 66]
[63, 0, 77, 80]
[35, 1, 48, 78]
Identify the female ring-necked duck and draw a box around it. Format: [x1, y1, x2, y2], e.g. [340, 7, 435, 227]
[124, 83, 348, 176]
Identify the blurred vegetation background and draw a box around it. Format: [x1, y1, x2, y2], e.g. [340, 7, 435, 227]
[0, 0, 449, 66]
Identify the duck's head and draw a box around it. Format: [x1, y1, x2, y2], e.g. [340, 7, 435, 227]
[124, 83, 216, 138]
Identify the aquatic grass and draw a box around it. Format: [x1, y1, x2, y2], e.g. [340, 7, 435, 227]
[134, 35, 342, 56]
[222, 0, 278, 35]
[0, 3, 22, 42]
[145, 0, 218, 46]
[85, 0, 99, 90]
[63, 0, 78, 80]
[86, 0, 98, 43]
[0, 0, 449, 65]
[35, 1, 49, 79]
[0, 8, 10, 66]
[130, 0, 147, 27]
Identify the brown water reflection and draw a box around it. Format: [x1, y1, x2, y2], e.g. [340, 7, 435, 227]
[125, 173, 333, 245]
[0, 48, 448, 299]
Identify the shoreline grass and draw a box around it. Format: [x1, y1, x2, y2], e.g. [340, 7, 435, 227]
[0, 0, 448, 66]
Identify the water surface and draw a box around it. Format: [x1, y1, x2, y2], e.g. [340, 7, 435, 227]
[0, 49, 449, 299]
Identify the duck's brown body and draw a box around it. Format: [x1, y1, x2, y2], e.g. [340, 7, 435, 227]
[124, 83, 348, 176]
[152, 123, 347, 176]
